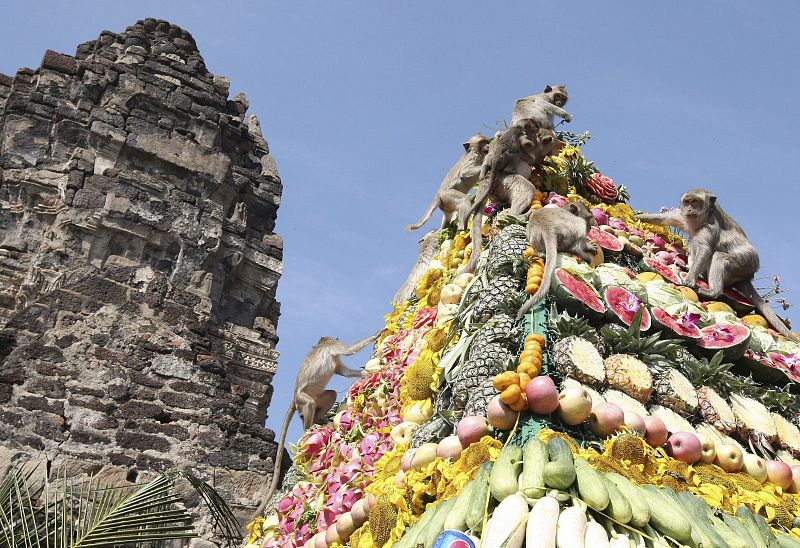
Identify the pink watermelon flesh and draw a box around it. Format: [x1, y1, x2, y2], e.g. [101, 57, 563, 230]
[589, 226, 623, 252]
[691, 280, 755, 313]
[641, 257, 682, 284]
[605, 286, 651, 330]
[697, 323, 751, 359]
[554, 268, 606, 314]
[768, 352, 800, 382]
[651, 307, 702, 339]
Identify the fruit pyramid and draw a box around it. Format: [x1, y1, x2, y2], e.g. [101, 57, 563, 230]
[247, 128, 800, 548]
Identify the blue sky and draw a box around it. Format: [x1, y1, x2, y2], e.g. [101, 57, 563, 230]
[2, 2, 798, 445]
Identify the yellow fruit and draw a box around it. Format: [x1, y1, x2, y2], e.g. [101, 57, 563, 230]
[524, 247, 537, 259]
[518, 372, 531, 390]
[704, 301, 734, 313]
[526, 333, 546, 345]
[636, 272, 663, 284]
[742, 314, 769, 328]
[510, 394, 529, 412]
[676, 286, 699, 302]
[590, 246, 605, 267]
[501, 384, 522, 405]
[493, 371, 520, 391]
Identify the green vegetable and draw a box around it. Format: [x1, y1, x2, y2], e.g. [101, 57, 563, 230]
[490, 443, 523, 502]
[518, 437, 548, 501]
[466, 461, 493, 531]
[604, 472, 649, 527]
[640, 485, 693, 543]
[443, 480, 476, 532]
[574, 458, 609, 512]
[542, 437, 576, 490]
[601, 474, 632, 524]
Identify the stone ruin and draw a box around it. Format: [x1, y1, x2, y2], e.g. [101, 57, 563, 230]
[0, 18, 283, 528]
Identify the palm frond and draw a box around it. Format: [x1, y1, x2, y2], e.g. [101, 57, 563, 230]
[0, 463, 242, 548]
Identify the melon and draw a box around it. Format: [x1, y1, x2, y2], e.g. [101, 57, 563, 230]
[651, 307, 702, 340]
[767, 352, 800, 382]
[742, 315, 769, 328]
[636, 272, 663, 284]
[552, 268, 606, 319]
[739, 350, 790, 385]
[697, 323, 752, 360]
[692, 280, 755, 314]
[640, 257, 682, 284]
[643, 280, 685, 310]
[588, 226, 623, 253]
[604, 286, 651, 330]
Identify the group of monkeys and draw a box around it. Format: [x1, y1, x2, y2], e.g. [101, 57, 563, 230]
[250, 85, 796, 524]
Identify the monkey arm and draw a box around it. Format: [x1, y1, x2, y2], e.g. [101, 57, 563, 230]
[457, 162, 483, 181]
[638, 211, 687, 231]
[541, 101, 571, 120]
[684, 228, 717, 285]
[339, 333, 379, 356]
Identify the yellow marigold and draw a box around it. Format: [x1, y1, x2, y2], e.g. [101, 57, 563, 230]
[453, 231, 469, 251]
[559, 146, 583, 159]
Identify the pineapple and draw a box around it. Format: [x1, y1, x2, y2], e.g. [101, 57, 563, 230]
[489, 220, 528, 274]
[411, 416, 451, 447]
[649, 405, 695, 434]
[730, 394, 778, 443]
[471, 312, 519, 352]
[549, 305, 607, 355]
[696, 386, 738, 434]
[652, 368, 698, 417]
[552, 336, 606, 388]
[464, 377, 501, 418]
[473, 274, 523, 322]
[604, 354, 653, 404]
[452, 342, 511, 412]
[602, 389, 649, 418]
[771, 412, 800, 458]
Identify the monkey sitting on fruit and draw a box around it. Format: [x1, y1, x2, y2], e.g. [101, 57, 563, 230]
[638, 188, 796, 341]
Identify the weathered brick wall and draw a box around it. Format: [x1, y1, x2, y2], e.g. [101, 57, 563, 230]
[0, 19, 283, 528]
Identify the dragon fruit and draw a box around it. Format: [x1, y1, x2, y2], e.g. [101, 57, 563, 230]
[584, 173, 618, 203]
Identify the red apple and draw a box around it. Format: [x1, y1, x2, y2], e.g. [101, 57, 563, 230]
[789, 466, 800, 494]
[765, 460, 794, 490]
[714, 443, 744, 473]
[666, 432, 703, 464]
[456, 416, 492, 447]
[487, 395, 518, 431]
[557, 386, 593, 425]
[696, 432, 716, 464]
[589, 402, 624, 437]
[643, 415, 668, 447]
[526, 375, 560, 415]
[623, 412, 646, 435]
[741, 453, 768, 484]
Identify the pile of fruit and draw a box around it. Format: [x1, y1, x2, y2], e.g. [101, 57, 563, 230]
[248, 137, 800, 548]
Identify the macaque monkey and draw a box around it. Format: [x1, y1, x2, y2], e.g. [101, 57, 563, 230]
[639, 188, 797, 340]
[511, 85, 572, 129]
[249, 332, 379, 523]
[516, 202, 597, 319]
[392, 230, 439, 305]
[464, 126, 560, 273]
[406, 134, 490, 232]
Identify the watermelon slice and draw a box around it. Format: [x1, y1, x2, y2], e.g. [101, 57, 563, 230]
[767, 352, 800, 383]
[640, 257, 682, 284]
[651, 307, 702, 339]
[588, 226, 623, 253]
[552, 268, 606, 319]
[691, 279, 755, 313]
[604, 286, 651, 330]
[697, 322, 752, 360]
[738, 350, 792, 385]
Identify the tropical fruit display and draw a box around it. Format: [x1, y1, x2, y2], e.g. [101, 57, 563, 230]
[246, 129, 800, 548]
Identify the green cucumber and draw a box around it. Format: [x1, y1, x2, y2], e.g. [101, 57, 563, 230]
[604, 472, 650, 528]
[640, 485, 693, 543]
[705, 508, 749, 548]
[395, 502, 438, 548]
[735, 506, 769, 548]
[490, 443, 523, 502]
[421, 497, 456, 548]
[466, 461, 493, 531]
[722, 513, 758, 548]
[443, 480, 476, 532]
[601, 474, 632, 524]
[574, 458, 609, 512]
[675, 490, 725, 548]
[519, 437, 547, 501]
[776, 532, 800, 548]
[542, 437, 576, 490]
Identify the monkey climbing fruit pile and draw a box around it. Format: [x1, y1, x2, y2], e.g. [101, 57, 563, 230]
[249, 132, 800, 548]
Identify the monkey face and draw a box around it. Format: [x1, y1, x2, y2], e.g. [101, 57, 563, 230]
[553, 92, 567, 107]
[465, 134, 490, 155]
[680, 190, 712, 221]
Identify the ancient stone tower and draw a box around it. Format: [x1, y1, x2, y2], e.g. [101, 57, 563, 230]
[0, 18, 282, 522]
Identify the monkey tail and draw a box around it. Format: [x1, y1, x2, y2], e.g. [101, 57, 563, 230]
[516, 234, 556, 320]
[464, 208, 483, 274]
[735, 281, 799, 342]
[405, 198, 439, 232]
[247, 403, 295, 528]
